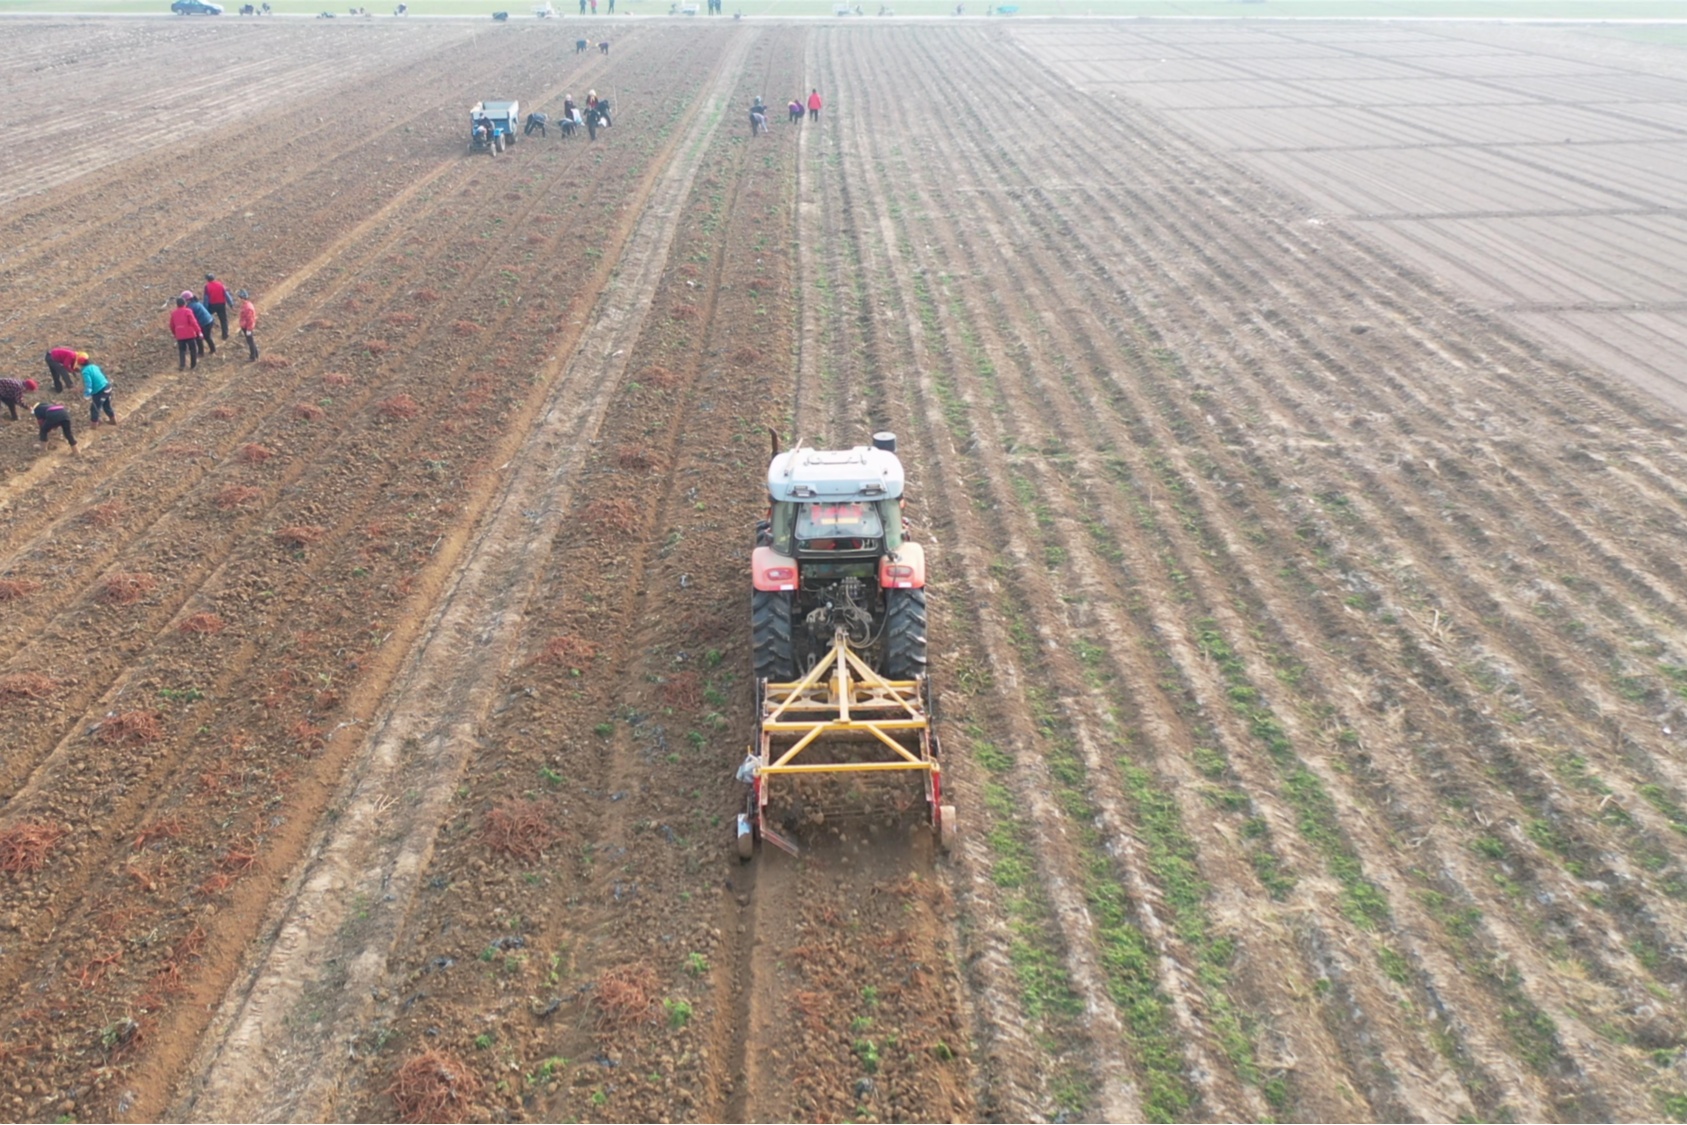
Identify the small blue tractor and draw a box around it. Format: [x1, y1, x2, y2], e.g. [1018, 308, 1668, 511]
[469, 100, 521, 155]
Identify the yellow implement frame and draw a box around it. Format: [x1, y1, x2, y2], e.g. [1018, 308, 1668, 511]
[742, 628, 951, 857]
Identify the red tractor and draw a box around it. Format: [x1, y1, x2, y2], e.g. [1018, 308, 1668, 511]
[738, 433, 950, 859]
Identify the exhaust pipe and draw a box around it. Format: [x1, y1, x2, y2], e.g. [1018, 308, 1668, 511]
[872, 431, 897, 453]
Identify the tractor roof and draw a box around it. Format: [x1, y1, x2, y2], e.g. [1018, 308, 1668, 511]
[768, 445, 904, 502]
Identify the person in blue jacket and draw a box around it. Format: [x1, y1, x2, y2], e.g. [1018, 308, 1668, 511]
[183, 290, 217, 357]
[82, 363, 116, 427]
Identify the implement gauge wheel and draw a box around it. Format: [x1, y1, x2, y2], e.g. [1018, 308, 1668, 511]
[938, 804, 957, 854]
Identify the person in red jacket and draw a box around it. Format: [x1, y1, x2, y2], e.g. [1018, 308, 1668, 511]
[204, 273, 231, 340]
[171, 296, 203, 370]
[237, 289, 259, 362]
[807, 88, 823, 122]
[44, 347, 88, 393]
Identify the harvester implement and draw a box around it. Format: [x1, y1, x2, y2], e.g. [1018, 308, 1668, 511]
[739, 628, 951, 857]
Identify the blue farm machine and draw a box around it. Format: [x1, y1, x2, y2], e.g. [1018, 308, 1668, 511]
[469, 100, 520, 155]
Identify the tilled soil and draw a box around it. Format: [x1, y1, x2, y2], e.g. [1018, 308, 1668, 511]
[3, 14, 1687, 1125]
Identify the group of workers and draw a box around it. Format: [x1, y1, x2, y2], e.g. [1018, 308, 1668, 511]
[171, 275, 260, 371]
[751, 89, 822, 135]
[515, 89, 616, 141]
[0, 351, 105, 456]
[4, 274, 259, 455]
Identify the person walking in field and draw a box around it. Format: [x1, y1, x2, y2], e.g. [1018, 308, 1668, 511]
[0, 377, 37, 421]
[32, 401, 77, 454]
[807, 88, 823, 122]
[44, 347, 88, 393]
[185, 291, 217, 356]
[82, 363, 116, 428]
[203, 273, 231, 340]
[238, 289, 259, 362]
[585, 90, 611, 140]
[172, 296, 203, 370]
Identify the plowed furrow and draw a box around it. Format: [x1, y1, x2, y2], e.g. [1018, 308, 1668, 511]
[0, 31, 733, 1120]
[956, 16, 1687, 928]
[861, 29, 1484, 1120]
[904, 24, 1680, 1119]
[937, 24, 1687, 1119]
[799, 32, 1098, 1125]
[864, 31, 1491, 1121]
[977, 38, 1687, 956]
[870, 22, 1687, 1119]
[0, 23, 483, 276]
[171, 27, 765, 1124]
[0, 31, 677, 634]
[0, 61, 686, 797]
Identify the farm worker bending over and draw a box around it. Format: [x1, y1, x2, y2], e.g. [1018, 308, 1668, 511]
[185, 291, 217, 356]
[32, 401, 77, 454]
[238, 290, 259, 361]
[0, 377, 37, 421]
[44, 347, 87, 393]
[171, 297, 203, 370]
[807, 88, 822, 121]
[82, 364, 116, 427]
[204, 274, 231, 339]
[750, 96, 768, 135]
[788, 98, 803, 124]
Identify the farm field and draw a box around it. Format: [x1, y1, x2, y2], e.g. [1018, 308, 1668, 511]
[2, 12, 1687, 1125]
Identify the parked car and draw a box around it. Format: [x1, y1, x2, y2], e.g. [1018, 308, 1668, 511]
[172, 0, 224, 13]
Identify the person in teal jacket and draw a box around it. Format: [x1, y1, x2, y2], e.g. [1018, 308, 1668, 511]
[82, 363, 116, 427]
[184, 290, 217, 357]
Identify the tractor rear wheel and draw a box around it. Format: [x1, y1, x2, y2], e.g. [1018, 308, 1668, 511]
[881, 587, 928, 680]
[751, 589, 798, 683]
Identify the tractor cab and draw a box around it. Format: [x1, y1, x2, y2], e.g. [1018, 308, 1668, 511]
[765, 445, 906, 577]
